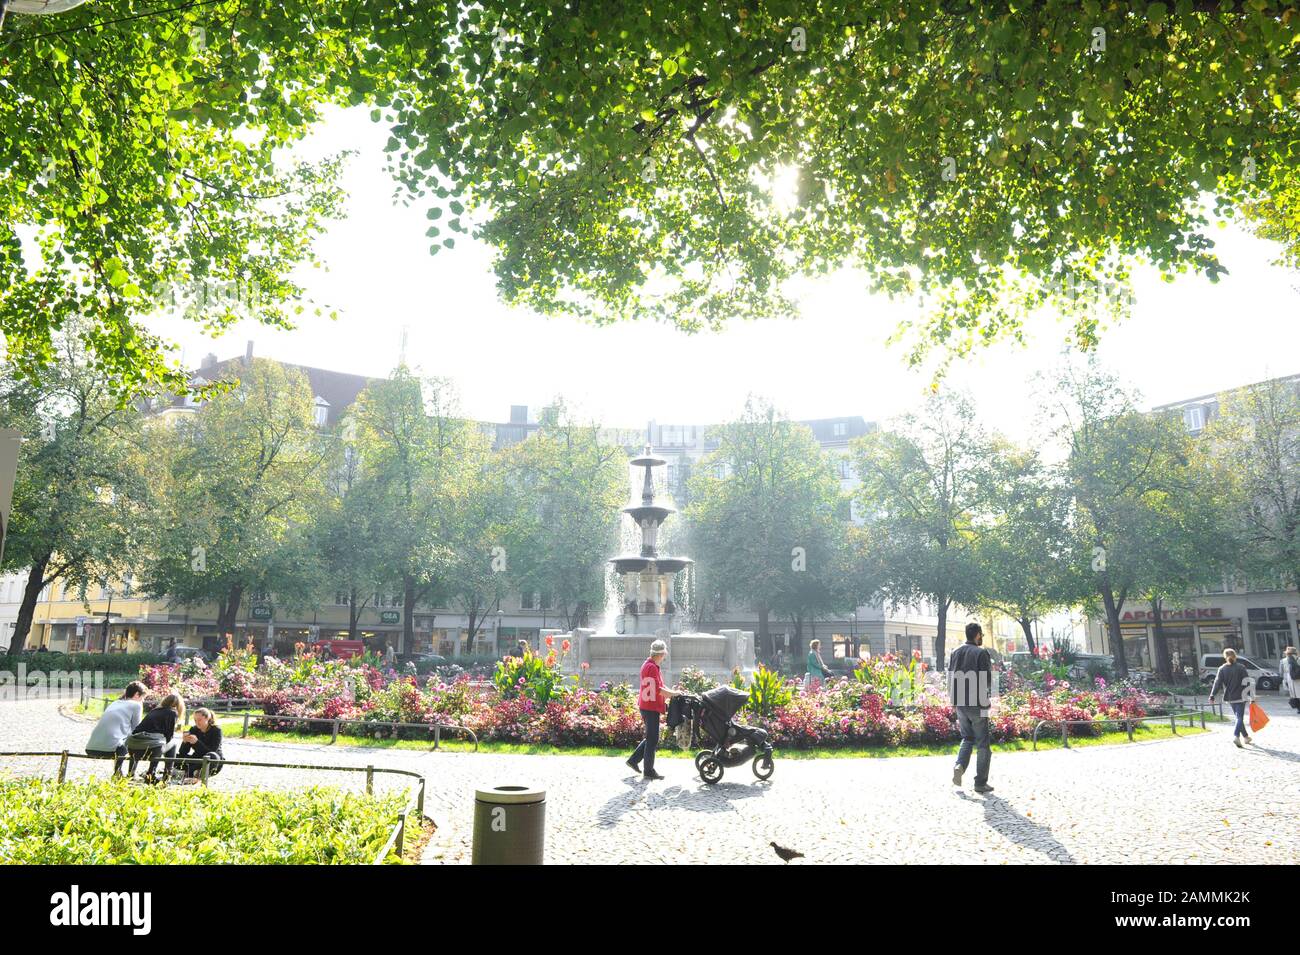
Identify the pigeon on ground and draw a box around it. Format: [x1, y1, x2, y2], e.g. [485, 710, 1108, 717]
[770, 841, 804, 863]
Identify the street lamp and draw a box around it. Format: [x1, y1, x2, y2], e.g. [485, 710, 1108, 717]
[496, 609, 504, 657]
[100, 584, 114, 655]
[849, 613, 856, 660]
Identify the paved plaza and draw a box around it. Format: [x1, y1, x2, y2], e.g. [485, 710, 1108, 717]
[2, 696, 1297, 865]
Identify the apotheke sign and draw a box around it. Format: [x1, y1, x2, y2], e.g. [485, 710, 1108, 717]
[1121, 607, 1224, 622]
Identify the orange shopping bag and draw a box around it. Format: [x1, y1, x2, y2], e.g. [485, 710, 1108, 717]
[1249, 701, 1270, 733]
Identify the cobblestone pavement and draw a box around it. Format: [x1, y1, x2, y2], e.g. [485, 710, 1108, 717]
[3, 696, 1298, 865]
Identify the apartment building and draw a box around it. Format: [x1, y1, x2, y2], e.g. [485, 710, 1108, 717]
[1083, 373, 1300, 674]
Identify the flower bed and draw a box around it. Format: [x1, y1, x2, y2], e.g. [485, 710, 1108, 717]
[133, 638, 1172, 751]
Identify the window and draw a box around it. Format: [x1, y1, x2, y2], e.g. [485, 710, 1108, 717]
[521, 592, 535, 610]
[335, 591, 350, 606]
[833, 422, 847, 437]
[837, 458, 851, 479]
[713, 463, 726, 479]
[1183, 406, 1206, 433]
[313, 397, 330, 427]
[540, 592, 552, 610]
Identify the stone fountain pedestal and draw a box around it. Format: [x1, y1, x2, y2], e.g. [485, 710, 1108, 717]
[560, 628, 755, 686]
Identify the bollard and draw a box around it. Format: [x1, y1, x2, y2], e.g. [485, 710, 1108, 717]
[366, 765, 374, 795]
[1125, 719, 1133, 741]
[242, 713, 250, 738]
[1199, 711, 1206, 729]
[1170, 714, 1177, 735]
[1061, 723, 1069, 749]
[472, 785, 545, 865]
[200, 757, 211, 787]
[331, 720, 340, 745]
[57, 751, 69, 784]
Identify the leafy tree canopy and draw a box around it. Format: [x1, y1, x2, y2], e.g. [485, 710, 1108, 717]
[4, 1, 1298, 387]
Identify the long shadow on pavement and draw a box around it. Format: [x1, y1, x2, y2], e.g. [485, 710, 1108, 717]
[597, 773, 769, 828]
[958, 791, 1077, 864]
[1242, 744, 1300, 765]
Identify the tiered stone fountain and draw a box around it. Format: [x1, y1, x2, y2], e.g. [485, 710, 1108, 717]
[557, 448, 755, 685]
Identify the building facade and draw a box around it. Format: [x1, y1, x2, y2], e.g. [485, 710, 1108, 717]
[1084, 373, 1300, 673]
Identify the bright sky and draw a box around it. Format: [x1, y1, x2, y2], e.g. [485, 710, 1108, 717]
[147, 106, 1300, 441]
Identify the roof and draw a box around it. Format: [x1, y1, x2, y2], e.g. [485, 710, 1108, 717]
[158, 355, 372, 427]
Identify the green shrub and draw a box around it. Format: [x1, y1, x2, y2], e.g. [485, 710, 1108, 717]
[0, 778, 405, 864]
[745, 665, 793, 718]
[0, 652, 164, 675]
[676, 666, 717, 694]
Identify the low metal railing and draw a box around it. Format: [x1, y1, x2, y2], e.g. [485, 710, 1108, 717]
[80, 693, 478, 751]
[240, 712, 478, 751]
[1031, 709, 1208, 750]
[0, 750, 426, 864]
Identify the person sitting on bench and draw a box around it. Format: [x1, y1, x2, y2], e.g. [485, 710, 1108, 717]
[176, 707, 224, 784]
[126, 693, 185, 783]
[86, 681, 147, 776]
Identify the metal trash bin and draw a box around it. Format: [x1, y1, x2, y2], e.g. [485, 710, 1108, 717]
[472, 785, 545, 865]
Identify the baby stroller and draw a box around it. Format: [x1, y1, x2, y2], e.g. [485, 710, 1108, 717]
[681, 685, 775, 784]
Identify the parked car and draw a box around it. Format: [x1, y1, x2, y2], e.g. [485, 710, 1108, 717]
[168, 646, 207, 663]
[1067, 653, 1115, 680]
[310, 639, 365, 660]
[1199, 653, 1279, 691]
[411, 653, 450, 668]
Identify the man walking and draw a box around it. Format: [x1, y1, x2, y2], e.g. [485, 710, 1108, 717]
[1209, 647, 1254, 746]
[949, 622, 994, 794]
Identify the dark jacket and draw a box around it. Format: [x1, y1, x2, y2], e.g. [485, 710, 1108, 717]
[948, 642, 993, 710]
[182, 724, 223, 757]
[1210, 662, 1251, 703]
[666, 694, 689, 730]
[133, 706, 178, 743]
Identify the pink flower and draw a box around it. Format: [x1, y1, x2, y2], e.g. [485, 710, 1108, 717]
[912, 649, 921, 660]
[581, 662, 590, 670]
[561, 639, 571, 653]
[545, 635, 554, 648]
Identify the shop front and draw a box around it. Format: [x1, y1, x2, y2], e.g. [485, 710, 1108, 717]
[1111, 607, 1242, 673]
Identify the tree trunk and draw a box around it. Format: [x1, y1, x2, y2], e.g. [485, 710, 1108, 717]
[1101, 585, 1128, 678]
[7, 558, 51, 655]
[402, 575, 416, 655]
[790, 614, 804, 660]
[1150, 596, 1173, 684]
[757, 605, 772, 663]
[1019, 616, 1037, 657]
[348, 587, 359, 640]
[934, 596, 950, 671]
[216, 583, 244, 639]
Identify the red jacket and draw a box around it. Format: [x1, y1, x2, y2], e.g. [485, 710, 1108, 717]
[639, 658, 666, 713]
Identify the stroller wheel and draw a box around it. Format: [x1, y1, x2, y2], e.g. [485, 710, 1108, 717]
[752, 752, 775, 781]
[696, 752, 723, 785]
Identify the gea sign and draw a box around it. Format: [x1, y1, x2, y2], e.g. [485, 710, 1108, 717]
[1121, 608, 1223, 622]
